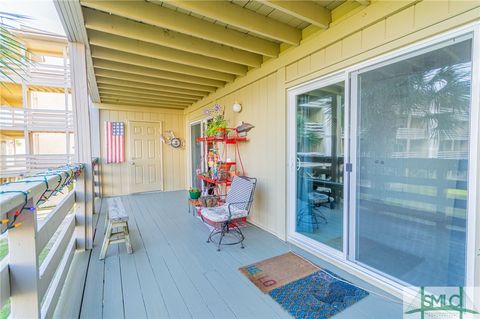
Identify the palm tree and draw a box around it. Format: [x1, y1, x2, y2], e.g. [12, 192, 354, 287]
[0, 12, 32, 85]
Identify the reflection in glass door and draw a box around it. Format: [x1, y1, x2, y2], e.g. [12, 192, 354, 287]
[190, 122, 202, 188]
[296, 81, 345, 252]
[353, 36, 473, 287]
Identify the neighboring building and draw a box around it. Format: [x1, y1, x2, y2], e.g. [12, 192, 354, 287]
[0, 26, 73, 181]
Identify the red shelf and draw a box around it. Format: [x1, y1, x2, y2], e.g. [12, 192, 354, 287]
[196, 136, 247, 144]
[197, 174, 232, 186]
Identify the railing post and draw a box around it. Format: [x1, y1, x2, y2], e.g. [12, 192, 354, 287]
[70, 42, 93, 249]
[8, 198, 41, 319]
[75, 170, 87, 250]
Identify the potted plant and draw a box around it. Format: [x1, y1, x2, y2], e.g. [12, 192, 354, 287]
[206, 115, 228, 137]
[189, 187, 201, 199]
[204, 104, 228, 137]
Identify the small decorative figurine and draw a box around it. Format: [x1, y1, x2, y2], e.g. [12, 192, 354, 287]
[160, 130, 184, 149]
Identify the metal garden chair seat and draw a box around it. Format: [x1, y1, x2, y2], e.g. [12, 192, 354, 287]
[201, 176, 257, 251]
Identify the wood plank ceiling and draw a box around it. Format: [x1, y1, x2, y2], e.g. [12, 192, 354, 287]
[79, 0, 367, 109]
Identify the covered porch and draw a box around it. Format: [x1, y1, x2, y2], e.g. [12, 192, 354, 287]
[55, 191, 401, 319]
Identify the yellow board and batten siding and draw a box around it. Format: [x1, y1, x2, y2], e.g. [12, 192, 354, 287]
[98, 104, 186, 196]
[186, 0, 480, 239]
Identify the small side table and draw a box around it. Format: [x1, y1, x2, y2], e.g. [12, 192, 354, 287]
[188, 198, 203, 216]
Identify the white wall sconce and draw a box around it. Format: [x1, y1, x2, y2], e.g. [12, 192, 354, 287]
[232, 101, 242, 113]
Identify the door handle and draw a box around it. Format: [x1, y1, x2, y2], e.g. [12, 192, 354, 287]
[130, 161, 135, 165]
[296, 157, 301, 171]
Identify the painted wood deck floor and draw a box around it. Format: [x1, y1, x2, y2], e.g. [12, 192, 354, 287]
[54, 191, 403, 319]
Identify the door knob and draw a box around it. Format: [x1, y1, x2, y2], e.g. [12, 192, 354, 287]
[130, 161, 135, 165]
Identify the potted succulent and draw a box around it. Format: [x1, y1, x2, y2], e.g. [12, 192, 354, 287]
[189, 187, 201, 199]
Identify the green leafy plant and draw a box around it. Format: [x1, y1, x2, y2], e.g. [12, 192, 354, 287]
[206, 115, 228, 137]
[203, 103, 228, 137]
[0, 12, 32, 86]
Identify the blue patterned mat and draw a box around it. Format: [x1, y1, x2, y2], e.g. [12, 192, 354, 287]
[269, 270, 369, 319]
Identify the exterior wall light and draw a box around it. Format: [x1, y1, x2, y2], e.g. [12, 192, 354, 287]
[232, 101, 242, 113]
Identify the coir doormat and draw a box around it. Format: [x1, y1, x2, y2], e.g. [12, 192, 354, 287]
[240, 252, 369, 319]
[239, 252, 319, 293]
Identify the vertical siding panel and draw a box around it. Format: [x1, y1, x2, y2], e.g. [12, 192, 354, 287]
[276, 67, 286, 239]
[361, 20, 386, 51]
[385, 6, 414, 40]
[297, 56, 311, 78]
[310, 49, 326, 74]
[286, 62, 298, 82]
[342, 32, 362, 60]
[325, 41, 342, 65]
[414, 0, 449, 30]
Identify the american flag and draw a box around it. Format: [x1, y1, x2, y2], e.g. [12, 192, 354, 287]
[105, 121, 125, 163]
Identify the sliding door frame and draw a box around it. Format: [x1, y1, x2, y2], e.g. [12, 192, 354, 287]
[287, 72, 348, 261]
[287, 21, 480, 297]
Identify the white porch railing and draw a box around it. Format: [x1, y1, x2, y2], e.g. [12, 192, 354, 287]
[0, 63, 70, 88]
[0, 106, 74, 132]
[0, 164, 88, 319]
[0, 154, 74, 179]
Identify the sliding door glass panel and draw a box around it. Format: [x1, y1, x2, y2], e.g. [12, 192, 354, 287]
[296, 81, 345, 252]
[191, 123, 202, 188]
[355, 37, 472, 286]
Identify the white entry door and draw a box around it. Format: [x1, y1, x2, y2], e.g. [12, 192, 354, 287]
[128, 121, 163, 193]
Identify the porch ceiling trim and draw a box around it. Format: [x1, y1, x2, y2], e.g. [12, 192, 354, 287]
[166, 0, 301, 45]
[94, 69, 217, 93]
[55, 0, 365, 109]
[92, 59, 225, 88]
[95, 77, 206, 98]
[83, 7, 262, 67]
[260, 1, 331, 29]
[80, 0, 280, 57]
[96, 85, 199, 102]
[87, 30, 248, 75]
[90, 47, 235, 83]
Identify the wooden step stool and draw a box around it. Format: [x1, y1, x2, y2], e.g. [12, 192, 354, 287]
[100, 197, 133, 260]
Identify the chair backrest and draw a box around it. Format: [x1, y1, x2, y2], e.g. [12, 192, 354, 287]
[226, 176, 257, 211]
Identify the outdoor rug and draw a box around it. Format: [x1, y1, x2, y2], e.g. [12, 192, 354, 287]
[239, 252, 319, 293]
[240, 252, 369, 319]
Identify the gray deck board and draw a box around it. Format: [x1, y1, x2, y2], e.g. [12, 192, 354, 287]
[57, 190, 402, 319]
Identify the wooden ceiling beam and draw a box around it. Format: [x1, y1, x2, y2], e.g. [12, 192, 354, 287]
[99, 90, 195, 105]
[99, 93, 192, 106]
[169, 1, 301, 45]
[97, 85, 198, 102]
[88, 30, 247, 75]
[83, 8, 262, 67]
[90, 46, 234, 83]
[94, 69, 216, 93]
[355, 0, 370, 5]
[92, 59, 224, 89]
[96, 77, 206, 98]
[80, 0, 279, 57]
[100, 99, 186, 110]
[261, 1, 331, 29]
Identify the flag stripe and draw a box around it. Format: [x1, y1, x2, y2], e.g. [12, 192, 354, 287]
[105, 121, 125, 164]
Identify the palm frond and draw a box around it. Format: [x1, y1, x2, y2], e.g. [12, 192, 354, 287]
[0, 12, 33, 87]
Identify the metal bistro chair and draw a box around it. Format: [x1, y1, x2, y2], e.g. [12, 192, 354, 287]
[200, 176, 257, 251]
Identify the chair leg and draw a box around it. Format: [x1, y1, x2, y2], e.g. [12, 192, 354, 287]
[100, 221, 112, 260]
[124, 223, 133, 254]
[217, 223, 227, 251]
[206, 227, 216, 243]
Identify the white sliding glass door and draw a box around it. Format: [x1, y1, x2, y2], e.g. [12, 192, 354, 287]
[288, 28, 478, 290]
[352, 35, 473, 287]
